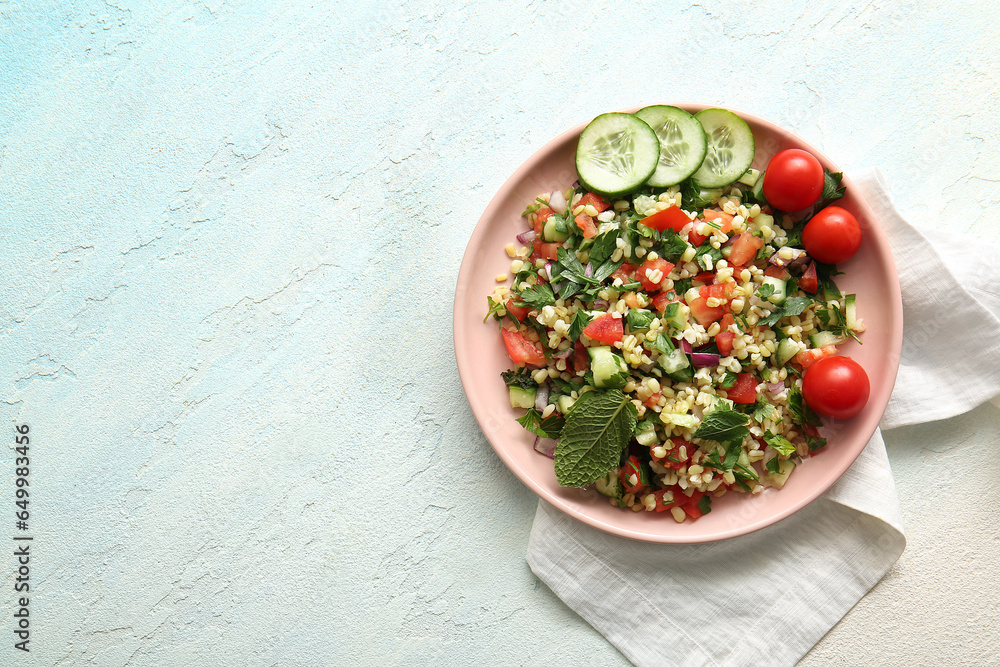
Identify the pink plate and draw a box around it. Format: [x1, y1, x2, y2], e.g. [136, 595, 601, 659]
[453, 103, 902, 543]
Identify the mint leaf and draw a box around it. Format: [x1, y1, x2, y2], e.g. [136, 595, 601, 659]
[516, 408, 564, 439]
[554, 389, 638, 487]
[692, 408, 750, 444]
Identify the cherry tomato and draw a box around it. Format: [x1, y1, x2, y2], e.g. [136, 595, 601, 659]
[802, 356, 870, 419]
[802, 206, 862, 265]
[762, 149, 825, 212]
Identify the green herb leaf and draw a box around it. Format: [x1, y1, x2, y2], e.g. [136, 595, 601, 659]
[766, 456, 783, 475]
[568, 309, 591, 342]
[787, 386, 822, 427]
[820, 170, 845, 205]
[757, 283, 776, 299]
[588, 230, 619, 267]
[692, 408, 750, 445]
[501, 368, 536, 389]
[516, 283, 556, 310]
[658, 231, 690, 263]
[697, 494, 712, 515]
[516, 408, 565, 439]
[484, 295, 506, 322]
[720, 372, 738, 388]
[763, 430, 797, 457]
[554, 389, 638, 487]
[752, 397, 776, 422]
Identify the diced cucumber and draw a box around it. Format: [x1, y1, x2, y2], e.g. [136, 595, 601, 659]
[595, 468, 623, 501]
[634, 105, 708, 188]
[768, 458, 795, 489]
[588, 346, 629, 389]
[809, 330, 841, 348]
[690, 109, 756, 188]
[660, 301, 689, 332]
[542, 214, 569, 243]
[576, 113, 660, 197]
[775, 338, 800, 367]
[557, 394, 576, 415]
[844, 294, 861, 331]
[751, 169, 767, 204]
[737, 167, 761, 187]
[509, 386, 536, 409]
[660, 413, 698, 429]
[625, 308, 655, 332]
[635, 423, 659, 447]
[657, 347, 690, 375]
[704, 395, 734, 415]
[761, 275, 787, 305]
[754, 213, 775, 235]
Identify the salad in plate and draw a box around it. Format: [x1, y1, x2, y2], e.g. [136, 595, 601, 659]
[485, 106, 870, 522]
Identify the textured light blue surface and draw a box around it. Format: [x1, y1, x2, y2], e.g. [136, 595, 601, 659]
[2, 1, 999, 664]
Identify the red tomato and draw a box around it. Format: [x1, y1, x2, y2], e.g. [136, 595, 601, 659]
[726, 233, 765, 267]
[688, 296, 724, 326]
[534, 206, 553, 237]
[802, 206, 862, 265]
[575, 213, 598, 239]
[698, 283, 735, 300]
[501, 329, 545, 366]
[795, 344, 838, 369]
[643, 391, 662, 408]
[611, 262, 636, 283]
[582, 312, 623, 344]
[725, 373, 758, 403]
[531, 242, 561, 262]
[505, 298, 531, 322]
[573, 340, 589, 373]
[640, 205, 690, 233]
[716, 330, 735, 356]
[681, 489, 707, 519]
[762, 149, 825, 212]
[798, 261, 819, 293]
[619, 455, 648, 494]
[650, 292, 676, 314]
[802, 356, 870, 419]
[763, 265, 790, 280]
[577, 192, 610, 213]
[690, 209, 735, 246]
[651, 488, 680, 512]
[692, 271, 716, 285]
[662, 438, 693, 470]
[637, 258, 675, 292]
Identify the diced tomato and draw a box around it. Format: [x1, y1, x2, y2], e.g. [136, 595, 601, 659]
[662, 438, 694, 470]
[687, 230, 708, 247]
[688, 296, 725, 326]
[698, 283, 736, 300]
[725, 373, 758, 403]
[619, 455, 648, 494]
[505, 298, 531, 322]
[727, 233, 765, 267]
[575, 213, 598, 239]
[623, 292, 643, 309]
[577, 192, 610, 213]
[573, 340, 589, 373]
[702, 209, 734, 233]
[795, 345, 837, 369]
[720, 313, 735, 329]
[799, 261, 819, 293]
[651, 488, 681, 512]
[681, 490, 707, 519]
[611, 262, 636, 283]
[692, 271, 716, 285]
[501, 328, 545, 366]
[716, 330, 736, 356]
[651, 292, 676, 314]
[763, 265, 791, 280]
[534, 206, 553, 237]
[637, 257, 675, 292]
[643, 391, 662, 408]
[531, 242, 561, 262]
[582, 312, 623, 344]
[640, 205, 690, 233]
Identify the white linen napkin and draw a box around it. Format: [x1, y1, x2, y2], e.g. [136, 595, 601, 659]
[526, 169, 1000, 667]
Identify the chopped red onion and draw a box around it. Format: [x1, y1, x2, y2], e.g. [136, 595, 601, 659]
[554, 347, 574, 360]
[533, 436, 557, 459]
[691, 353, 721, 368]
[516, 229, 537, 244]
[544, 261, 553, 281]
[584, 262, 594, 278]
[767, 381, 787, 398]
[592, 299, 609, 310]
[549, 189, 568, 215]
[679, 338, 692, 354]
[534, 383, 550, 411]
[768, 247, 806, 268]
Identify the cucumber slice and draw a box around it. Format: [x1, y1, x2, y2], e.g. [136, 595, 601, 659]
[576, 113, 660, 197]
[690, 109, 756, 188]
[634, 105, 707, 188]
[809, 330, 841, 348]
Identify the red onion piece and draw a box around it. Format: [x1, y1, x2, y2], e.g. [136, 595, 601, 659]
[768, 247, 806, 268]
[554, 347, 574, 360]
[584, 262, 594, 279]
[691, 353, 721, 368]
[516, 230, 537, 244]
[534, 383, 550, 411]
[679, 338, 692, 354]
[767, 381, 787, 398]
[533, 436, 557, 459]
[549, 189, 567, 215]
[544, 261, 553, 281]
[592, 299, 609, 310]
